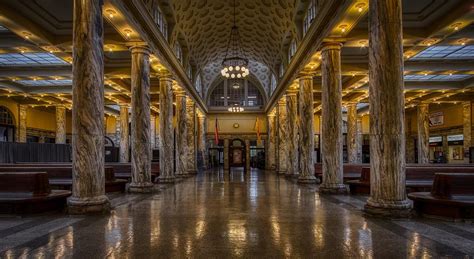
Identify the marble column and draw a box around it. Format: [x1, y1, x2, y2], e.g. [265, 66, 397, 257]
[356, 117, 363, 163]
[417, 103, 430, 164]
[156, 73, 175, 183]
[150, 115, 156, 150]
[174, 90, 188, 178]
[186, 99, 198, 174]
[17, 104, 27, 143]
[224, 138, 230, 171]
[119, 105, 130, 163]
[365, 0, 411, 217]
[68, 0, 109, 214]
[286, 89, 298, 177]
[298, 74, 318, 183]
[55, 106, 67, 144]
[320, 42, 347, 194]
[245, 139, 251, 173]
[347, 102, 358, 163]
[277, 98, 288, 175]
[197, 113, 208, 170]
[266, 110, 277, 171]
[463, 101, 472, 163]
[129, 45, 154, 193]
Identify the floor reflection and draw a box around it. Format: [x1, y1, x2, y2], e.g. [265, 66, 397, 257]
[0, 168, 473, 258]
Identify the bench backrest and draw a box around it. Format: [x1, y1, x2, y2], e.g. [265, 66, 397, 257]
[0, 167, 115, 181]
[0, 172, 51, 196]
[431, 173, 474, 198]
[357, 166, 474, 182]
[315, 163, 367, 176]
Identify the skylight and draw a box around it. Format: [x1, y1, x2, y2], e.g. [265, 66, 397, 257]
[404, 74, 471, 81]
[0, 53, 68, 66]
[17, 79, 73, 86]
[411, 45, 474, 60]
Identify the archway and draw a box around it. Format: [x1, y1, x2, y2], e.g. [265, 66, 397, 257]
[0, 106, 15, 142]
[229, 138, 246, 168]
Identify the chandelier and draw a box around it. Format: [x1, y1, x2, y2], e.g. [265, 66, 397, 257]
[228, 106, 244, 112]
[220, 0, 249, 79]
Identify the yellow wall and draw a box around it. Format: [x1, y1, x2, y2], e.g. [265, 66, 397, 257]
[405, 103, 470, 133]
[1, 99, 73, 133]
[207, 113, 267, 134]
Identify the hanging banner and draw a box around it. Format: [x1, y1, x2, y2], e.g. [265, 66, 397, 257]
[429, 112, 444, 127]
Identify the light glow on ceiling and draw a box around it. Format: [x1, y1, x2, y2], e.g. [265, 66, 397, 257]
[0, 53, 68, 66]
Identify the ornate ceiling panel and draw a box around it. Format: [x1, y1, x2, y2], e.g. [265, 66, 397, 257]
[171, 0, 296, 90]
[201, 60, 271, 98]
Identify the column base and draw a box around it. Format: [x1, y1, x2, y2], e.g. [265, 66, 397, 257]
[155, 176, 176, 184]
[187, 170, 198, 175]
[319, 184, 348, 194]
[297, 175, 320, 184]
[128, 182, 154, 193]
[67, 195, 110, 214]
[364, 198, 412, 218]
[277, 170, 286, 175]
[175, 173, 188, 178]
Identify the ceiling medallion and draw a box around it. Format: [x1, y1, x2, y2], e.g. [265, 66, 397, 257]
[220, 0, 249, 79]
[228, 106, 244, 113]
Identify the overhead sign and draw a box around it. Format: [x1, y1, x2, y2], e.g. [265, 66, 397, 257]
[447, 134, 464, 142]
[429, 136, 443, 143]
[429, 112, 444, 127]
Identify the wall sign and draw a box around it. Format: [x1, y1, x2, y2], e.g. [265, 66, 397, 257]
[447, 134, 464, 145]
[429, 136, 443, 143]
[429, 112, 444, 127]
[447, 134, 463, 142]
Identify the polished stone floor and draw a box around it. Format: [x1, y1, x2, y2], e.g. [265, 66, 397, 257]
[1, 168, 474, 258]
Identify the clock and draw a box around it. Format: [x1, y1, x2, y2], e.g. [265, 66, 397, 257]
[233, 123, 240, 128]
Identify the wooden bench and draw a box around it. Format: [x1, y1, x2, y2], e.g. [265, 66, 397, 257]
[0, 166, 127, 193]
[408, 173, 474, 220]
[347, 166, 474, 195]
[105, 163, 160, 181]
[314, 163, 364, 182]
[5, 162, 161, 182]
[0, 172, 71, 214]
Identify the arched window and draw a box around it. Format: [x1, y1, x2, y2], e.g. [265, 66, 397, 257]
[153, 6, 168, 40]
[0, 106, 14, 125]
[270, 73, 277, 94]
[303, 0, 319, 36]
[0, 106, 15, 142]
[208, 79, 264, 108]
[174, 43, 183, 63]
[195, 73, 202, 96]
[279, 63, 285, 78]
[288, 39, 297, 61]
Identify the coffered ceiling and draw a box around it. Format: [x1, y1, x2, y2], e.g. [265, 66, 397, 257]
[170, 0, 301, 95]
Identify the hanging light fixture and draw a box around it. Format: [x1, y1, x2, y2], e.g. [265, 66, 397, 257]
[221, 0, 249, 79]
[228, 106, 244, 112]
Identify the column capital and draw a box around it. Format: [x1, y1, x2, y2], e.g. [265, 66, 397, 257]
[298, 70, 316, 79]
[174, 89, 186, 97]
[128, 42, 151, 54]
[278, 97, 286, 106]
[321, 41, 343, 52]
[186, 98, 195, 107]
[158, 71, 174, 82]
[286, 88, 298, 96]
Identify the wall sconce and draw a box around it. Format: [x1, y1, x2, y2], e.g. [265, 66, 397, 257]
[106, 9, 116, 19]
[124, 29, 132, 38]
[339, 24, 348, 33]
[355, 3, 366, 13]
